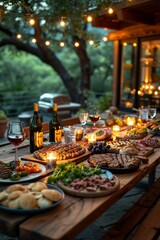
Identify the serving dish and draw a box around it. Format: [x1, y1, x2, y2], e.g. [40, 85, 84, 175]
[0, 184, 64, 214]
[57, 170, 119, 198]
[0, 161, 46, 183]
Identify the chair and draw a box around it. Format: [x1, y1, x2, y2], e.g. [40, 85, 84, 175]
[24, 122, 49, 138]
[62, 117, 80, 127]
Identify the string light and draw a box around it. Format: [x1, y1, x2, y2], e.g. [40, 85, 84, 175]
[32, 38, 36, 43]
[133, 42, 137, 47]
[16, 34, 22, 39]
[108, 8, 113, 14]
[29, 18, 35, 26]
[87, 15, 92, 22]
[60, 41, 65, 47]
[60, 18, 66, 27]
[123, 42, 127, 46]
[89, 40, 94, 45]
[74, 42, 80, 47]
[45, 40, 50, 46]
[103, 36, 108, 42]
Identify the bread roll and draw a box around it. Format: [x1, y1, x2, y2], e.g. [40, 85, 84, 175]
[42, 189, 62, 201]
[37, 197, 53, 208]
[28, 191, 42, 199]
[6, 184, 26, 193]
[0, 191, 8, 201]
[8, 190, 23, 200]
[19, 193, 37, 209]
[27, 182, 47, 192]
[8, 198, 20, 209]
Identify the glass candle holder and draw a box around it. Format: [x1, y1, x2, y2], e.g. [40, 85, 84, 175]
[88, 133, 96, 143]
[112, 125, 120, 140]
[46, 151, 57, 169]
[126, 116, 136, 126]
[76, 127, 84, 141]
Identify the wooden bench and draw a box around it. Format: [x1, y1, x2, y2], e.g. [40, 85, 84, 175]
[101, 177, 160, 240]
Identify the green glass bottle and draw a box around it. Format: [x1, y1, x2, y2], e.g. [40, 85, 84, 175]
[30, 103, 43, 153]
[49, 103, 62, 142]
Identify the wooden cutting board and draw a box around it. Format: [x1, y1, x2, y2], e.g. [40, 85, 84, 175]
[57, 175, 120, 198]
[21, 150, 91, 165]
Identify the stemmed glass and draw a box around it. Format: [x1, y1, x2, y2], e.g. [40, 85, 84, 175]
[149, 108, 157, 119]
[88, 105, 101, 127]
[7, 121, 25, 169]
[79, 112, 88, 126]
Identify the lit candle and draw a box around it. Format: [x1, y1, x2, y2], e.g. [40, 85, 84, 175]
[126, 117, 136, 126]
[46, 151, 57, 169]
[88, 133, 96, 143]
[112, 125, 120, 140]
[112, 125, 120, 132]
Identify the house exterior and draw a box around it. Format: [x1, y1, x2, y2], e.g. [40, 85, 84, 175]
[93, 0, 160, 111]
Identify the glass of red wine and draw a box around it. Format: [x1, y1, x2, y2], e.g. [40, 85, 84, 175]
[7, 121, 25, 168]
[88, 105, 101, 127]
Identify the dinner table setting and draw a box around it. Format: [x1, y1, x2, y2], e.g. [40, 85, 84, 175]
[0, 105, 160, 240]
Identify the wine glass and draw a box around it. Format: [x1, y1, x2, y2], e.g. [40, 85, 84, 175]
[149, 108, 157, 119]
[7, 121, 25, 169]
[79, 112, 88, 126]
[88, 105, 101, 127]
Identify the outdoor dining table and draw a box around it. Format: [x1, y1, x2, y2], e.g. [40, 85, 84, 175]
[0, 135, 160, 240]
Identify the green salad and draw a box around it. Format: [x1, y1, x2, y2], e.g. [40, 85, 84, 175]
[47, 162, 102, 185]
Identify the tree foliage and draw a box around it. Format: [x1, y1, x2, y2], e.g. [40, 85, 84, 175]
[0, 0, 123, 106]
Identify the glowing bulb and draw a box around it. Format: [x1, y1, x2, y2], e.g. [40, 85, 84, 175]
[29, 18, 35, 26]
[17, 34, 22, 39]
[74, 42, 79, 47]
[89, 40, 94, 45]
[87, 16, 92, 22]
[60, 41, 65, 47]
[123, 42, 127, 46]
[103, 36, 108, 42]
[108, 8, 113, 14]
[154, 91, 158, 96]
[158, 86, 160, 90]
[45, 40, 50, 46]
[32, 38, 36, 43]
[133, 42, 137, 47]
[60, 20, 65, 27]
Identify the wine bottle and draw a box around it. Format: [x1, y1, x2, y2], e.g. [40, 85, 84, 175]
[30, 103, 43, 153]
[49, 103, 62, 142]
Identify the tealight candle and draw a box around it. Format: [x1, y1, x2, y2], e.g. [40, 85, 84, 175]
[112, 125, 120, 132]
[88, 133, 96, 143]
[76, 127, 84, 141]
[112, 125, 120, 140]
[126, 116, 136, 126]
[46, 151, 57, 169]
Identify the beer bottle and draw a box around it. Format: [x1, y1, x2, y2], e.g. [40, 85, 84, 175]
[49, 103, 62, 142]
[30, 103, 43, 153]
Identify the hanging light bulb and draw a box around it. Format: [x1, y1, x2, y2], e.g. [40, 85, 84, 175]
[87, 15, 92, 22]
[103, 36, 108, 42]
[29, 17, 35, 26]
[32, 38, 36, 43]
[74, 42, 79, 47]
[108, 8, 113, 14]
[60, 17, 66, 27]
[16, 34, 22, 39]
[89, 40, 94, 45]
[60, 41, 65, 47]
[45, 40, 50, 46]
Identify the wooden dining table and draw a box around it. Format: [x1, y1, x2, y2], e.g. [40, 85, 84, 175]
[0, 136, 160, 240]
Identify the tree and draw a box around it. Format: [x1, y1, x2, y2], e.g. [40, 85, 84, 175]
[0, 0, 123, 106]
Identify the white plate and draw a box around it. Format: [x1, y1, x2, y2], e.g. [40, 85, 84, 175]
[0, 161, 46, 183]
